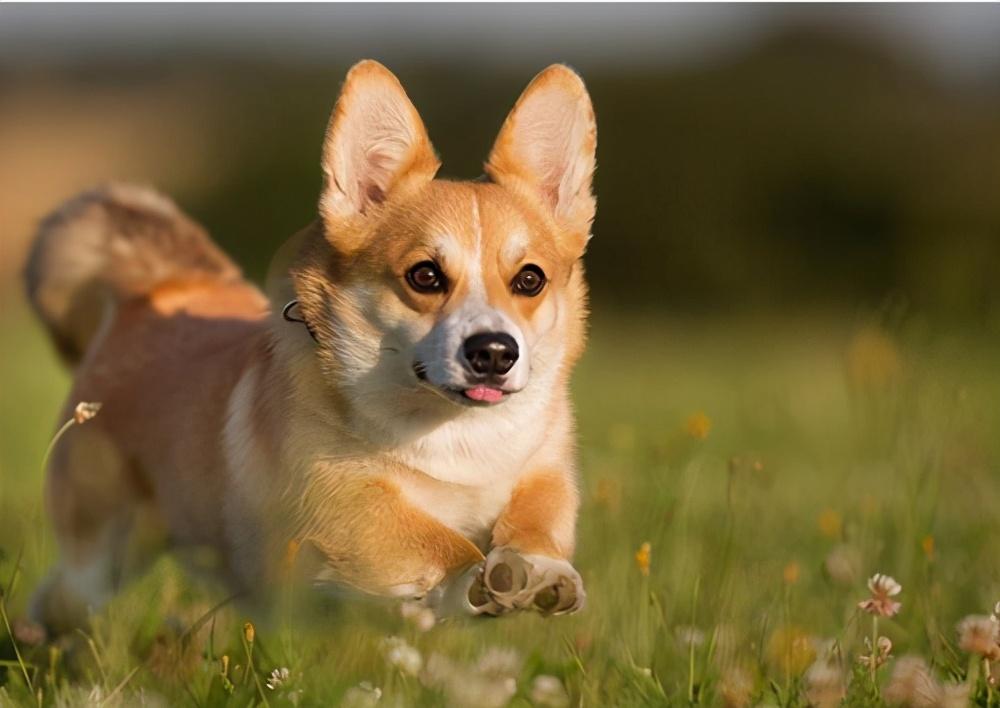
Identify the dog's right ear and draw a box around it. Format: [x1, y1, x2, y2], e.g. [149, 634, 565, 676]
[319, 60, 440, 251]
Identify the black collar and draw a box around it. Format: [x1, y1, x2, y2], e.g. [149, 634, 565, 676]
[281, 300, 318, 342]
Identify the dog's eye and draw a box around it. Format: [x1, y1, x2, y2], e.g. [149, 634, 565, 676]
[406, 261, 445, 293]
[512, 264, 546, 297]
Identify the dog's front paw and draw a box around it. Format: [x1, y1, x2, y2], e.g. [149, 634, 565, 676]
[480, 547, 585, 615]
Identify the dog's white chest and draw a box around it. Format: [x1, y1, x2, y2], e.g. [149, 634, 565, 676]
[395, 473, 515, 547]
[388, 405, 546, 543]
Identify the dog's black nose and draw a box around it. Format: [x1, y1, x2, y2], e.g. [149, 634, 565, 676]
[463, 332, 519, 376]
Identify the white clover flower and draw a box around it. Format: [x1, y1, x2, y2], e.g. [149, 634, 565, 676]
[400, 600, 436, 632]
[957, 615, 1000, 659]
[341, 681, 382, 708]
[529, 675, 569, 708]
[382, 637, 422, 677]
[803, 658, 846, 708]
[858, 573, 902, 617]
[73, 401, 102, 424]
[266, 667, 290, 690]
[857, 636, 893, 669]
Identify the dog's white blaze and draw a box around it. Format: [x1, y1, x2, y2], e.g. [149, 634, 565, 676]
[466, 193, 486, 300]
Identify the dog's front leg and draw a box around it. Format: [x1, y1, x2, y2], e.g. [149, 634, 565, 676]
[298, 477, 485, 600]
[473, 468, 586, 615]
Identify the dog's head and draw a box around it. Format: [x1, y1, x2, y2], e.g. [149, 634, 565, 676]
[292, 61, 596, 438]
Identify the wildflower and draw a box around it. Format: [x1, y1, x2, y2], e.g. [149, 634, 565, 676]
[342, 682, 382, 708]
[956, 615, 1000, 660]
[857, 636, 893, 670]
[422, 649, 518, 708]
[883, 656, 968, 707]
[476, 647, 522, 680]
[266, 667, 290, 690]
[529, 675, 569, 708]
[817, 509, 842, 539]
[718, 665, 753, 708]
[804, 657, 846, 708]
[766, 626, 816, 676]
[858, 573, 902, 617]
[593, 478, 621, 512]
[674, 625, 706, 649]
[243, 621, 255, 644]
[400, 600, 436, 632]
[73, 401, 102, 424]
[635, 542, 651, 576]
[920, 535, 935, 561]
[382, 636, 422, 676]
[684, 412, 711, 439]
[823, 545, 860, 586]
[884, 656, 945, 707]
[783, 561, 801, 585]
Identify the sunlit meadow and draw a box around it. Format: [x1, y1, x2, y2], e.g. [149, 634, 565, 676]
[3, 299, 1000, 706]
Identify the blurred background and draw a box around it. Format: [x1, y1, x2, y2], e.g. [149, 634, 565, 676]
[3, 4, 1000, 318]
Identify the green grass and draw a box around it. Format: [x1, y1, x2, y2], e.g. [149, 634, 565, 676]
[3, 296, 1000, 706]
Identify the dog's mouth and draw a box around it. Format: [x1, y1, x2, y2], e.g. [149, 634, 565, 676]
[413, 362, 512, 407]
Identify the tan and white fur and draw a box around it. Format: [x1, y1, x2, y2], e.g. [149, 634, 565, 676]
[23, 60, 597, 635]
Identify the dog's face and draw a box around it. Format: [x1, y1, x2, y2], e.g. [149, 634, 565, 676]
[293, 61, 596, 437]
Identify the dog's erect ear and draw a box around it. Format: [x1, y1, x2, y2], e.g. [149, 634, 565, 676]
[320, 60, 440, 246]
[486, 65, 597, 247]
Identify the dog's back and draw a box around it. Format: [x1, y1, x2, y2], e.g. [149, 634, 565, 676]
[24, 184, 272, 633]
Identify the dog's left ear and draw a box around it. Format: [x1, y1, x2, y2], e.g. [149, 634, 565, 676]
[320, 60, 440, 251]
[486, 65, 597, 253]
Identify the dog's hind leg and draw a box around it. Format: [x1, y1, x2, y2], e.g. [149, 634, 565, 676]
[29, 418, 165, 639]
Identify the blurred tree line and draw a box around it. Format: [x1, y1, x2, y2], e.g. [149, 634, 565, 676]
[5, 25, 1000, 320]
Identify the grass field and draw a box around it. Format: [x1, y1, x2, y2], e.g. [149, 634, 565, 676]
[3, 294, 1000, 707]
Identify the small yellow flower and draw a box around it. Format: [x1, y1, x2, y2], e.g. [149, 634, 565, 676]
[783, 561, 801, 585]
[243, 621, 255, 645]
[921, 535, 935, 561]
[635, 542, 651, 576]
[684, 412, 711, 440]
[593, 478, 621, 512]
[766, 626, 816, 676]
[73, 401, 102, 424]
[817, 509, 842, 539]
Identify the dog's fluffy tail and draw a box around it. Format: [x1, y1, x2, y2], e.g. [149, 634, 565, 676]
[24, 184, 241, 365]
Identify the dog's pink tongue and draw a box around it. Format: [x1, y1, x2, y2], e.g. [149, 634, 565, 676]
[464, 385, 504, 403]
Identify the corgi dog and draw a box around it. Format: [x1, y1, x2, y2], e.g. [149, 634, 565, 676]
[24, 60, 596, 635]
